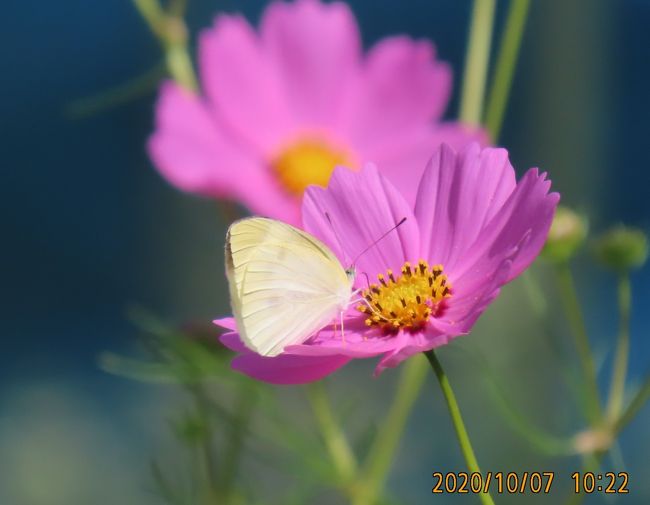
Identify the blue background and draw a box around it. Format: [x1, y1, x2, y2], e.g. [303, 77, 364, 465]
[2, 1, 649, 504]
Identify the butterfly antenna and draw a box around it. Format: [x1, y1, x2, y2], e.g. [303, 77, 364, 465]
[325, 212, 353, 266]
[351, 217, 407, 268]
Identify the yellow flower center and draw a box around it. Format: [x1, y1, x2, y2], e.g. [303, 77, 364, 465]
[357, 260, 452, 333]
[271, 137, 353, 196]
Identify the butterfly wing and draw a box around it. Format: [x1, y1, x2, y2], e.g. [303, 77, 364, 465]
[226, 217, 352, 357]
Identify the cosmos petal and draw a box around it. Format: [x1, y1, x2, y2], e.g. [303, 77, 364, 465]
[225, 339, 351, 385]
[341, 36, 452, 146]
[302, 164, 419, 281]
[414, 143, 517, 273]
[199, 14, 294, 152]
[260, 0, 361, 126]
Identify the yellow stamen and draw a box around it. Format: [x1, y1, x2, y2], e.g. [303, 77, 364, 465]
[271, 137, 353, 196]
[358, 260, 452, 333]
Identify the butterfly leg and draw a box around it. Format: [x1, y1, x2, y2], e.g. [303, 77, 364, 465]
[340, 311, 346, 345]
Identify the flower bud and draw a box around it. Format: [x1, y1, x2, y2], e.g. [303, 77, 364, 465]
[593, 225, 648, 272]
[542, 206, 588, 263]
[573, 427, 613, 454]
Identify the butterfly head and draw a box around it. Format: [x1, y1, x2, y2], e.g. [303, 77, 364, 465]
[345, 266, 356, 286]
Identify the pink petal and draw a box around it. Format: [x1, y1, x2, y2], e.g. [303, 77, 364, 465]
[340, 36, 452, 148]
[232, 351, 351, 385]
[302, 164, 419, 281]
[414, 143, 557, 335]
[148, 82, 300, 223]
[149, 81, 246, 198]
[374, 329, 451, 374]
[453, 168, 558, 292]
[285, 340, 387, 358]
[199, 15, 293, 153]
[218, 330, 351, 384]
[432, 259, 511, 335]
[260, 0, 361, 127]
[214, 317, 237, 332]
[362, 124, 488, 207]
[284, 320, 399, 358]
[414, 143, 517, 273]
[432, 122, 491, 148]
[219, 331, 249, 353]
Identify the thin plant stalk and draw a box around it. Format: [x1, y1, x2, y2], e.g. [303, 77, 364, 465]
[133, 0, 167, 38]
[459, 0, 497, 125]
[606, 274, 631, 421]
[132, 0, 198, 91]
[554, 264, 603, 425]
[66, 63, 166, 119]
[424, 350, 495, 505]
[169, 0, 189, 17]
[615, 374, 650, 434]
[484, 0, 532, 140]
[352, 355, 429, 505]
[307, 382, 358, 484]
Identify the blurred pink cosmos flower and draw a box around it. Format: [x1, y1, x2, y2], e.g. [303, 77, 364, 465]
[149, 0, 485, 224]
[216, 143, 559, 384]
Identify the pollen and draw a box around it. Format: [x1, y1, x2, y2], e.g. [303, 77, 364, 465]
[271, 137, 354, 196]
[356, 260, 452, 333]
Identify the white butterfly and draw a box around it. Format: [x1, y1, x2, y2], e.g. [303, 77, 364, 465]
[225, 217, 355, 357]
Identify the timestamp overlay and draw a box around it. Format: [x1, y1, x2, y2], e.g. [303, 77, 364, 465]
[431, 472, 630, 495]
[571, 472, 629, 494]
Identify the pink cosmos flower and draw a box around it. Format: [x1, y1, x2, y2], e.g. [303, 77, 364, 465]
[148, 0, 485, 224]
[216, 143, 560, 384]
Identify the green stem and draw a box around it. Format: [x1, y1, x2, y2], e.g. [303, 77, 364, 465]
[133, 0, 167, 39]
[606, 274, 631, 421]
[424, 350, 495, 505]
[484, 0, 531, 140]
[459, 0, 497, 125]
[615, 374, 650, 434]
[165, 40, 199, 91]
[132, 0, 198, 91]
[66, 63, 166, 119]
[554, 264, 603, 425]
[352, 355, 429, 505]
[169, 0, 189, 17]
[307, 382, 358, 484]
